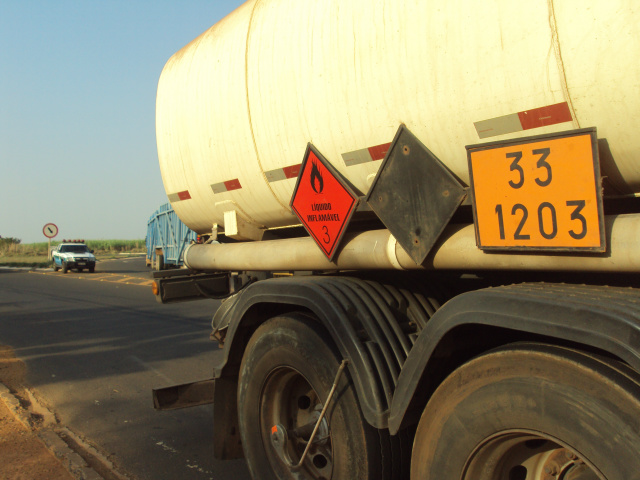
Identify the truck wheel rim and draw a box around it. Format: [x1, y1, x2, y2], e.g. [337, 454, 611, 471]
[260, 367, 333, 479]
[462, 430, 604, 480]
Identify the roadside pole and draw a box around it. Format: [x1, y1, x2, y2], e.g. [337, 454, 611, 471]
[43, 223, 59, 260]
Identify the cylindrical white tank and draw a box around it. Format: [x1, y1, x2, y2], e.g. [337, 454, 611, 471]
[156, 0, 640, 235]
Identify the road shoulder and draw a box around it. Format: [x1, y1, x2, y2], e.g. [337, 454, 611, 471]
[0, 382, 77, 479]
[0, 345, 127, 480]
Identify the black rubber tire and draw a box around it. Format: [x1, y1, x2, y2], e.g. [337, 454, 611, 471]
[238, 313, 403, 480]
[410, 344, 640, 480]
[53, 262, 59, 272]
[89, 266, 95, 273]
[62, 262, 68, 274]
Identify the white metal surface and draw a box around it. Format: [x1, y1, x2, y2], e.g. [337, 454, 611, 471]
[157, 0, 640, 235]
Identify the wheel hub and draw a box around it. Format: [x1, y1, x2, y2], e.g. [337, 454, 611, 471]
[462, 431, 605, 480]
[261, 367, 333, 479]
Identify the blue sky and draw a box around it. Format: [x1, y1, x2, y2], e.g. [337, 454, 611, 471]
[0, 1, 246, 243]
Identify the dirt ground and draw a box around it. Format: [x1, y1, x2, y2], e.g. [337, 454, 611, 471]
[0, 345, 73, 480]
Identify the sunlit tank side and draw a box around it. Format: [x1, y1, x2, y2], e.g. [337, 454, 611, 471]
[156, 1, 280, 235]
[156, 0, 640, 236]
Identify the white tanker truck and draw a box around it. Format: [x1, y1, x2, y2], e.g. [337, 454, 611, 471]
[151, 1, 640, 478]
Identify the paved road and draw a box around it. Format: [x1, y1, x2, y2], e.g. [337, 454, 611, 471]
[0, 257, 251, 480]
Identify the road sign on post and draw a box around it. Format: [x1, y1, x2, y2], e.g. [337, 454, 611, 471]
[43, 223, 58, 239]
[43, 223, 58, 261]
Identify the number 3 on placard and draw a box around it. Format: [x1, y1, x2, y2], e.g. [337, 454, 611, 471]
[322, 226, 330, 244]
[508, 148, 552, 189]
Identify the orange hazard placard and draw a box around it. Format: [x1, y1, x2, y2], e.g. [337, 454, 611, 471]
[467, 128, 605, 251]
[291, 145, 359, 261]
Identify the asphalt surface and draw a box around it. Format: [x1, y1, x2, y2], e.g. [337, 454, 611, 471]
[0, 257, 251, 480]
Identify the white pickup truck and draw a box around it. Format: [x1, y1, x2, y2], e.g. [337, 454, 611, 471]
[52, 242, 96, 273]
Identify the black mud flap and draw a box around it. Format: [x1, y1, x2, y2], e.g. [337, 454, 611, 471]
[152, 379, 215, 410]
[152, 270, 230, 304]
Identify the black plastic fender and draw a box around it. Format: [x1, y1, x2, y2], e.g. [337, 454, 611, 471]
[213, 275, 441, 429]
[214, 278, 640, 436]
[388, 282, 640, 433]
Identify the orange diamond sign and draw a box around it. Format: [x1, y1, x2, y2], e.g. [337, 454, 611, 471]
[291, 145, 359, 261]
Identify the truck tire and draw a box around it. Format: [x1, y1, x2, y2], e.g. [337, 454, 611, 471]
[62, 262, 68, 274]
[238, 313, 406, 480]
[410, 343, 640, 480]
[53, 262, 59, 272]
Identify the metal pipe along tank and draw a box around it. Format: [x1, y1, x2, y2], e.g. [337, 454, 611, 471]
[184, 215, 640, 273]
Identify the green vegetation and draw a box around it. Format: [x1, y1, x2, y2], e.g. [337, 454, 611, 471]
[0, 239, 146, 268]
[0, 237, 22, 252]
[85, 239, 146, 254]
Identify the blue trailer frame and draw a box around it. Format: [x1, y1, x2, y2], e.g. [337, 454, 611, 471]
[146, 203, 197, 269]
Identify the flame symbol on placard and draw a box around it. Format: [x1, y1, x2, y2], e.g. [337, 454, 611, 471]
[310, 161, 324, 194]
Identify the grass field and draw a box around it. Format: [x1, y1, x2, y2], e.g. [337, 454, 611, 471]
[0, 240, 146, 268]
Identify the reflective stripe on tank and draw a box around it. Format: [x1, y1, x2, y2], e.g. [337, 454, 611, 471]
[263, 142, 392, 186]
[264, 164, 302, 183]
[474, 102, 572, 139]
[265, 141, 392, 184]
[342, 142, 392, 166]
[211, 179, 242, 194]
[167, 190, 191, 202]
